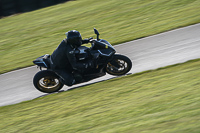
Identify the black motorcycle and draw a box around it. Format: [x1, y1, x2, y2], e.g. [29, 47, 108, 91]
[33, 28, 132, 93]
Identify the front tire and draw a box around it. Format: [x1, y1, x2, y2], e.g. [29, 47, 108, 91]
[106, 54, 132, 76]
[33, 70, 64, 93]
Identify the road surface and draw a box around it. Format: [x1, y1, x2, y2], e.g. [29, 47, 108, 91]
[1, 23, 200, 106]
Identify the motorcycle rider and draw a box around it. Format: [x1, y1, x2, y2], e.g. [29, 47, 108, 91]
[50, 30, 94, 86]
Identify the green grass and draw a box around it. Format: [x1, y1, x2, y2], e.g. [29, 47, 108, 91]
[1, 59, 200, 133]
[1, 0, 200, 74]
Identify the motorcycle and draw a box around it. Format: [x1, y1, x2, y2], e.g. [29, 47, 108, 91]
[33, 28, 132, 93]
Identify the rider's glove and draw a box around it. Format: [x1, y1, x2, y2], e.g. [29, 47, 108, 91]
[82, 37, 93, 44]
[89, 37, 96, 43]
[89, 37, 93, 40]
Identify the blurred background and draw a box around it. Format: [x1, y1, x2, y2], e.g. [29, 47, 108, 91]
[0, 0, 68, 17]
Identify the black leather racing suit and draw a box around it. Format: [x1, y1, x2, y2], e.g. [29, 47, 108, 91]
[50, 39, 90, 86]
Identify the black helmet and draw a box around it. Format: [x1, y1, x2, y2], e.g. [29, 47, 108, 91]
[66, 30, 82, 48]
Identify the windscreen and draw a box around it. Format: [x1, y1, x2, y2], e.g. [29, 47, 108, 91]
[99, 39, 114, 49]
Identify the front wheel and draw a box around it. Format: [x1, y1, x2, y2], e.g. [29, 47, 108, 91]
[33, 70, 64, 93]
[106, 54, 132, 76]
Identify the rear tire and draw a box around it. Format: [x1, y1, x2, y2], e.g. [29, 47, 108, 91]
[106, 54, 132, 76]
[33, 70, 64, 93]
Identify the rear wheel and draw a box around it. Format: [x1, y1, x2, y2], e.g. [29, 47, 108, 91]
[106, 54, 132, 76]
[33, 70, 64, 93]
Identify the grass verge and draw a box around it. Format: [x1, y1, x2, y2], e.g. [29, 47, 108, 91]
[1, 0, 200, 74]
[0, 59, 200, 133]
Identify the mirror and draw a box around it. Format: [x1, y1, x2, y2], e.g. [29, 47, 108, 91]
[94, 28, 99, 35]
[94, 28, 100, 40]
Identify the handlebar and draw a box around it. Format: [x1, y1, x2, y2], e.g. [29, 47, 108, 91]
[89, 39, 109, 49]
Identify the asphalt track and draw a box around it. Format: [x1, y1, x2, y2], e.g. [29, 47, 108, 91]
[1, 23, 200, 107]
